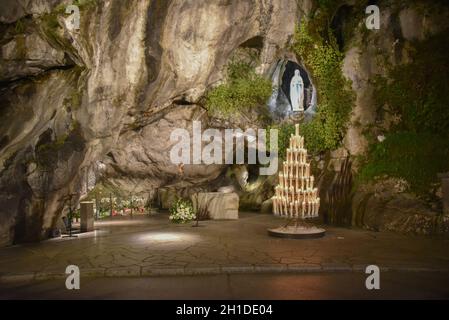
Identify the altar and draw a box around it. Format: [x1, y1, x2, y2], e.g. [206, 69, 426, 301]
[193, 192, 239, 220]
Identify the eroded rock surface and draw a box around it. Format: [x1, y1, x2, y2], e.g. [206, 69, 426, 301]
[352, 180, 449, 236]
[0, 0, 299, 246]
[1, 0, 448, 246]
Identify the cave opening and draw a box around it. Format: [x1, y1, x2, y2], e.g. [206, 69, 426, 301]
[330, 4, 354, 51]
[246, 164, 261, 184]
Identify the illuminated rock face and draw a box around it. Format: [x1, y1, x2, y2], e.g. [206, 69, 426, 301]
[1, 0, 448, 246]
[0, 0, 299, 246]
[272, 124, 320, 219]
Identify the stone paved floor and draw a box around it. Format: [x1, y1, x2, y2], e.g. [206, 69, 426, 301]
[0, 212, 448, 282]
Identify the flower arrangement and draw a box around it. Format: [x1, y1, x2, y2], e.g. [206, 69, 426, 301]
[98, 196, 146, 217]
[169, 199, 196, 223]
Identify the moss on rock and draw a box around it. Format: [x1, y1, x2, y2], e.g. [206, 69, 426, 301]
[293, 5, 355, 154]
[205, 60, 272, 118]
[358, 30, 449, 196]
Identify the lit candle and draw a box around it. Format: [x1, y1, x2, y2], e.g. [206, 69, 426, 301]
[277, 198, 281, 216]
[293, 161, 298, 177]
[295, 201, 299, 217]
[302, 201, 306, 219]
[295, 173, 299, 190]
[310, 199, 314, 217]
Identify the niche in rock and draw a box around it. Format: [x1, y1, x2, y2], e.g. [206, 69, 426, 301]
[268, 60, 316, 121]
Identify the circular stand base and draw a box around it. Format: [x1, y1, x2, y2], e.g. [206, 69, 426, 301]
[268, 225, 326, 239]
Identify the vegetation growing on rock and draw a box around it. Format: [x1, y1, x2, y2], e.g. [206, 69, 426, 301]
[358, 31, 449, 196]
[205, 60, 272, 117]
[266, 123, 295, 161]
[293, 5, 355, 154]
[35, 121, 84, 169]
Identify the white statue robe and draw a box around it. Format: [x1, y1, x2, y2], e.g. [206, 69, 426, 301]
[290, 70, 304, 112]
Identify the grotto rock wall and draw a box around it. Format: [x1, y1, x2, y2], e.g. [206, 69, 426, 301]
[1, 0, 448, 246]
[338, 1, 449, 235]
[342, 1, 449, 157]
[0, 0, 300, 246]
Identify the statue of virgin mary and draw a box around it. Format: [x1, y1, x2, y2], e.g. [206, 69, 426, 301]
[290, 70, 304, 112]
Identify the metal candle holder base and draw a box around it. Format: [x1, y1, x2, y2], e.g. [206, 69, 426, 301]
[268, 219, 325, 239]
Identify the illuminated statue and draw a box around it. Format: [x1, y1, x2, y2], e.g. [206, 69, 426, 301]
[290, 70, 304, 112]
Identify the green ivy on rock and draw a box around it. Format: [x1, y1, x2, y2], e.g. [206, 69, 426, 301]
[205, 60, 272, 117]
[266, 123, 296, 160]
[358, 132, 449, 195]
[359, 31, 449, 196]
[293, 15, 355, 154]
